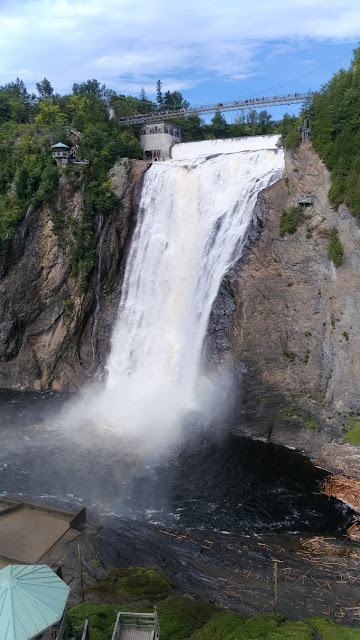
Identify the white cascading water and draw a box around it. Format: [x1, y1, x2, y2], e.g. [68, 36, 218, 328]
[96, 135, 284, 442]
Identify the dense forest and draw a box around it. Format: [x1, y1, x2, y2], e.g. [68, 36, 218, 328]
[0, 45, 359, 276]
[308, 47, 360, 220]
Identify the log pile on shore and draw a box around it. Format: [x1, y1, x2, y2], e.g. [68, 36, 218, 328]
[322, 475, 360, 541]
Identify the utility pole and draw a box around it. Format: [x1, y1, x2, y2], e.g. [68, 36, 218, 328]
[273, 560, 278, 615]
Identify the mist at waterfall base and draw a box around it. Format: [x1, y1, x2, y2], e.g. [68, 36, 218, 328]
[0, 136, 352, 534]
[0, 389, 351, 533]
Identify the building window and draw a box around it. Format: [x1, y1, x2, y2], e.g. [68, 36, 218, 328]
[141, 129, 146, 135]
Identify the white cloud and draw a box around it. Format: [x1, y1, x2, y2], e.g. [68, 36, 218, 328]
[0, 0, 359, 94]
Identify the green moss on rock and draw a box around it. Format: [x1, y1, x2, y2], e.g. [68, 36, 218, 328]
[88, 567, 173, 603]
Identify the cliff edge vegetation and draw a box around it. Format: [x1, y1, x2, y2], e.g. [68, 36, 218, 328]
[280, 45, 360, 222]
[0, 78, 143, 281]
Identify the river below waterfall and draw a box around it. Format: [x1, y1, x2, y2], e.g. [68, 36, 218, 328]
[0, 390, 351, 535]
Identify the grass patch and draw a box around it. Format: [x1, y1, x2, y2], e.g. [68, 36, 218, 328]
[343, 331, 349, 341]
[343, 416, 360, 446]
[189, 611, 245, 639]
[191, 614, 313, 639]
[328, 227, 343, 267]
[91, 558, 102, 569]
[305, 414, 317, 430]
[283, 350, 297, 362]
[158, 597, 213, 640]
[88, 567, 173, 603]
[301, 350, 310, 364]
[67, 602, 360, 640]
[285, 406, 302, 420]
[63, 297, 74, 319]
[68, 603, 120, 640]
[306, 616, 360, 640]
[279, 206, 306, 237]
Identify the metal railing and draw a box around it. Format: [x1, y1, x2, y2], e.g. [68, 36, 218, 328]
[116, 92, 315, 126]
[52, 151, 69, 158]
[73, 618, 89, 640]
[57, 611, 68, 639]
[111, 611, 161, 640]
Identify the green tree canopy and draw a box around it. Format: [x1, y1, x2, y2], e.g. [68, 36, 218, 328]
[34, 99, 67, 126]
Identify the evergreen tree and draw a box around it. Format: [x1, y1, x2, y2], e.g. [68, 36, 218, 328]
[156, 80, 163, 108]
[36, 78, 53, 99]
[163, 90, 189, 111]
[209, 111, 228, 138]
[0, 78, 35, 123]
[139, 88, 152, 111]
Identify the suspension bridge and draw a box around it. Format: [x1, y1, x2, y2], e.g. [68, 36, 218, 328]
[115, 91, 314, 126]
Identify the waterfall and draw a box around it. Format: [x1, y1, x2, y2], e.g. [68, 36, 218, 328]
[99, 136, 284, 440]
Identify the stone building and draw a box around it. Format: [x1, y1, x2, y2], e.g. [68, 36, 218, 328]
[140, 122, 181, 162]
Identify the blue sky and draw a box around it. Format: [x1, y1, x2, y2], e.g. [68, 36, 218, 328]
[0, 0, 359, 119]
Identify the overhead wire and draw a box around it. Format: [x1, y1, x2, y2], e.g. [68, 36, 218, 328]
[239, 49, 354, 100]
[108, 49, 354, 112]
[117, 49, 353, 109]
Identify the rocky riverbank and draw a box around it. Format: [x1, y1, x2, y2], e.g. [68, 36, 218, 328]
[58, 514, 360, 628]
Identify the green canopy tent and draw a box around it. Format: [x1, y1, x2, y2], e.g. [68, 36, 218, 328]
[0, 564, 70, 640]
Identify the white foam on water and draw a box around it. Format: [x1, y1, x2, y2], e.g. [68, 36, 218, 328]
[171, 134, 282, 160]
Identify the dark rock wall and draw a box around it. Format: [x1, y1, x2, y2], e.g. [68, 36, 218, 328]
[207, 143, 360, 474]
[0, 158, 147, 391]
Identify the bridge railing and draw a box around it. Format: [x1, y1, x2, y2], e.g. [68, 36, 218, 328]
[116, 92, 315, 126]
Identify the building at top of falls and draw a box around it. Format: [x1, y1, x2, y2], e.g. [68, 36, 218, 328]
[140, 122, 182, 162]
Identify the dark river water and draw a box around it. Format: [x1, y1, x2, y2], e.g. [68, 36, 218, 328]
[0, 389, 352, 534]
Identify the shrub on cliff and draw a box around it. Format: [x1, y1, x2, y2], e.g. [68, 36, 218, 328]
[282, 127, 302, 148]
[279, 206, 306, 237]
[344, 417, 360, 446]
[328, 227, 343, 267]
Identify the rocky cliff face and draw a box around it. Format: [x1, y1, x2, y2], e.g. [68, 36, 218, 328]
[0, 158, 147, 391]
[207, 142, 360, 475]
[1, 144, 359, 473]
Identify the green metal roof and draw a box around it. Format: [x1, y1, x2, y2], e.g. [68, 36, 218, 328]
[51, 142, 69, 148]
[0, 565, 70, 640]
